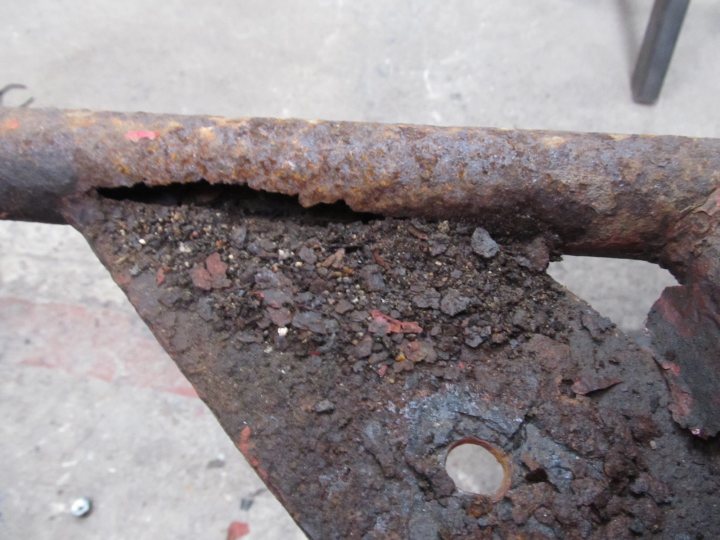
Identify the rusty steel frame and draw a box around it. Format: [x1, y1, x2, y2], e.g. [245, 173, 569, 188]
[1, 107, 719, 536]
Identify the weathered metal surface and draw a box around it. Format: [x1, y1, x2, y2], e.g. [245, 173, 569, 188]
[648, 282, 720, 436]
[63, 191, 720, 537]
[2, 107, 720, 536]
[1, 108, 719, 262]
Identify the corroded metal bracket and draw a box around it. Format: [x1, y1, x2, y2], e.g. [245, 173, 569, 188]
[1, 108, 719, 536]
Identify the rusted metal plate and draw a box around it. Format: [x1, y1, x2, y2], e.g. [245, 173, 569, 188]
[58, 187, 719, 538]
[647, 282, 720, 437]
[2, 108, 720, 536]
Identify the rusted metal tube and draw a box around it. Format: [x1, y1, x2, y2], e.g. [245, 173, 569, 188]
[1, 108, 719, 268]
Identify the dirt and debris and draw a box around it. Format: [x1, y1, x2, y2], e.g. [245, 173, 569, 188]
[65, 184, 720, 539]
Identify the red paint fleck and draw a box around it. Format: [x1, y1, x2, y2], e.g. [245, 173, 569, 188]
[155, 267, 166, 286]
[369, 310, 423, 334]
[206, 252, 228, 276]
[458, 362, 466, 370]
[238, 426, 253, 455]
[377, 364, 388, 377]
[667, 384, 693, 421]
[662, 361, 682, 376]
[158, 384, 199, 398]
[124, 130, 158, 142]
[114, 271, 132, 287]
[236, 426, 269, 480]
[226, 521, 250, 540]
[4, 118, 19, 130]
[6, 298, 197, 398]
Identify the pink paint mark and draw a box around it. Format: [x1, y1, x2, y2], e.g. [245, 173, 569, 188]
[236, 426, 268, 480]
[667, 384, 693, 421]
[226, 521, 250, 540]
[238, 426, 253, 456]
[86, 357, 117, 382]
[155, 267, 166, 286]
[20, 356, 56, 369]
[5, 297, 197, 399]
[157, 384, 199, 398]
[662, 361, 682, 377]
[124, 130, 158, 142]
[4, 118, 19, 130]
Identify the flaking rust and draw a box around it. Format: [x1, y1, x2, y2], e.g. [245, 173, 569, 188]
[2, 108, 720, 537]
[60, 188, 719, 537]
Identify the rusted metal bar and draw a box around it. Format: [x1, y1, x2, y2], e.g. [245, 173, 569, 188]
[1, 108, 719, 273]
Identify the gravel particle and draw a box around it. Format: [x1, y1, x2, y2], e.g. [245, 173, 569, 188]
[517, 236, 550, 272]
[314, 399, 335, 414]
[352, 334, 373, 358]
[429, 233, 450, 256]
[262, 288, 293, 308]
[360, 264, 386, 292]
[292, 311, 328, 334]
[230, 225, 247, 247]
[334, 299, 354, 314]
[401, 340, 437, 364]
[471, 227, 499, 258]
[299, 245, 318, 264]
[268, 307, 293, 326]
[440, 288, 471, 316]
[412, 288, 440, 310]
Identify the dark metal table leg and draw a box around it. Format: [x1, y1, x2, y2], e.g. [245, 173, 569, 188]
[632, 0, 690, 104]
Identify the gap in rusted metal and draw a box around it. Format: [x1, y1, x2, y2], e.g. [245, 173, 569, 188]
[97, 180, 381, 225]
[548, 255, 678, 332]
[98, 181, 680, 335]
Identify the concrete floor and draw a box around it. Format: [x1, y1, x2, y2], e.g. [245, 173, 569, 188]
[1, 1, 717, 538]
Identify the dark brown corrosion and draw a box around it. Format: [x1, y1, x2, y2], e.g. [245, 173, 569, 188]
[63, 193, 720, 538]
[2, 108, 720, 536]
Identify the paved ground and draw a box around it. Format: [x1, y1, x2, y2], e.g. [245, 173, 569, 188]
[1, 1, 716, 538]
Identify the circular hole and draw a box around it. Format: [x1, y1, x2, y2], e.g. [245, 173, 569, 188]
[445, 438, 510, 498]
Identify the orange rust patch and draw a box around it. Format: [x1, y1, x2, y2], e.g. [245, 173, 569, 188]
[543, 135, 566, 148]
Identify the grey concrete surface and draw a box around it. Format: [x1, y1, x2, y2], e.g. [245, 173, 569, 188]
[1, 1, 717, 538]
